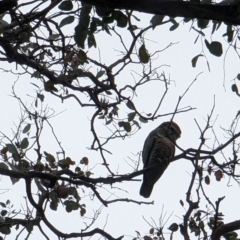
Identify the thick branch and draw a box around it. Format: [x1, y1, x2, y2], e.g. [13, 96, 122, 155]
[82, 0, 240, 25]
[212, 220, 240, 240]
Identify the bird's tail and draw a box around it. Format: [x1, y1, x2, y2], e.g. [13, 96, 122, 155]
[139, 180, 153, 198]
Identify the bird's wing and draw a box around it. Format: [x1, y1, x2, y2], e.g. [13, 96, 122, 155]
[142, 128, 159, 167]
[148, 136, 174, 167]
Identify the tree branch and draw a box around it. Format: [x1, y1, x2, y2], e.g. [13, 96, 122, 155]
[82, 0, 240, 25]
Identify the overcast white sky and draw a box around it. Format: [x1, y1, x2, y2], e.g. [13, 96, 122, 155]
[0, 2, 240, 239]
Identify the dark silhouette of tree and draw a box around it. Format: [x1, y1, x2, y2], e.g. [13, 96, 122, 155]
[0, 1, 239, 240]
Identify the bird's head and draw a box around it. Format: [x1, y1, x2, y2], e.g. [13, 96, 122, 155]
[158, 121, 181, 142]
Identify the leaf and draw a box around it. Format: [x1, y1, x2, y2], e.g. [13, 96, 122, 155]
[68, 187, 79, 200]
[105, 91, 112, 95]
[180, 199, 184, 206]
[66, 157, 75, 165]
[139, 117, 148, 123]
[0, 203, 6, 208]
[44, 151, 56, 163]
[169, 23, 179, 31]
[0, 163, 8, 170]
[78, 49, 88, 64]
[197, 19, 209, 29]
[227, 25, 234, 42]
[26, 222, 33, 233]
[44, 80, 58, 92]
[112, 11, 128, 28]
[74, 25, 88, 49]
[50, 201, 58, 211]
[80, 157, 89, 165]
[112, 106, 119, 116]
[22, 124, 31, 134]
[37, 93, 45, 102]
[222, 25, 234, 42]
[135, 231, 141, 237]
[215, 170, 223, 181]
[194, 35, 200, 44]
[205, 40, 223, 57]
[55, 185, 69, 198]
[198, 220, 205, 230]
[231, 84, 239, 95]
[149, 228, 154, 234]
[128, 112, 136, 122]
[49, 191, 58, 204]
[228, 30, 234, 42]
[64, 200, 79, 213]
[96, 70, 105, 78]
[126, 100, 134, 110]
[191, 54, 203, 67]
[75, 167, 81, 174]
[20, 138, 29, 149]
[12, 153, 20, 162]
[59, 16, 75, 28]
[80, 207, 86, 216]
[205, 175, 210, 185]
[85, 171, 92, 177]
[106, 119, 112, 125]
[133, 120, 140, 129]
[1, 147, 7, 154]
[170, 17, 178, 25]
[90, 18, 98, 33]
[87, 32, 96, 48]
[80, 4, 92, 27]
[31, 71, 41, 79]
[6, 144, 18, 154]
[211, 21, 217, 34]
[118, 121, 131, 132]
[58, 159, 70, 169]
[1, 210, 7, 217]
[150, 15, 164, 29]
[58, 0, 73, 11]
[10, 177, 19, 185]
[168, 223, 179, 232]
[117, 14, 127, 28]
[143, 236, 152, 240]
[30, 82, 39, 88]
[95, 7, 112, 17]
[139, 44, 149, 64]
[0, 227, 11, 235]
[73, 3, 92, 48]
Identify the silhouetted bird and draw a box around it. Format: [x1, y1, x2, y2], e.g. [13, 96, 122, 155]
[140, 121, 181, 198]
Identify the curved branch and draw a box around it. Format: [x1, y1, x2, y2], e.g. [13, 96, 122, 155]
[25, 178, 123, 240]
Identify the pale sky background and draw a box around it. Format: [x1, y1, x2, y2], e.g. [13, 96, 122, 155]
[0, 1, 239, 239]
